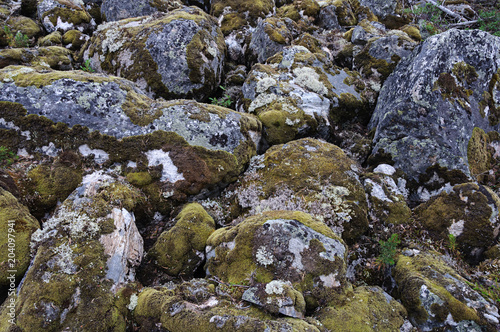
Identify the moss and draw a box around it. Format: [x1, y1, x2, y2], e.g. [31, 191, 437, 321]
[486, 70, 500, 126]
[38, 31, 62, 46]
[6, 15, 41, 38]
[467, 127, 490, 180]
[393, 252, 484, 328]
[220, 13, 247, 35]
[0, 188, 40, 285]
[316, 286, 407, 331]
[206, 210, 348, 309]
[25, 163, 83, 219]
[452, 61, 478, 85]
[149, 203, 215, 276]
[263, 18, 290, 45]
[210, 0, 274, 24]
[293, 33, 322, 54]
[126, 172, 153, 187]
[414, 183, 499, 263]
[433, 72, 472, 112]
[399, 24, 421, 42]
[43, 7, 92, 28]
[276, 5, 300, 21]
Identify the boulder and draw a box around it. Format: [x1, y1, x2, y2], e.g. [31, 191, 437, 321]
[0, 188, 40, 286]
[205, 210, 350, 309]
[210, 0, 275, 35]
[315, 285, 407, 331]
[0, 66, 261, 212]
[368, 29, 500, 198]
[100, 0, 181, 22]
[148, 203, 215, 276]
[0, 171, 144, 330]
[202, 138, 369, 241]
[363, 164, 411, 226]
[393, 250, 500, 331]
[134, 278, 324, 331]
[37, 0, 95, 34]
[0, 46, 73, 70]
[414, 182, 500, 263]
[241, 46, 375, 145]
[84, 6, 226, 101]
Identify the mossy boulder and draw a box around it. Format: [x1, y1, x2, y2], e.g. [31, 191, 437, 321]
[0, 46, 73, 70]
[0, 171, 144, 331]
[38, 31, 62, 46]
[84, 6, 226, 101]
[134, 278, 325, 331]
[210, 0, 275, 35]
[363, 164, 411, 226]
[247, 17, 295, 64]
[414, 182, 500, 263]
[315, 285, 407, 331]
[100, 0, 182, 22]
[205, 210, 350, 309]
[202, 138, 368, 241]
[5, 15, 41, 39]
[0, 67, 261, 211]
[241, 46, 375, 145]
[148, 203, 215, 276]
[368, 29, 500, 195]
[61, 29, 88, 51]
[0, 188, 40, 286]
[37, 0, 95, 33]
[23, 157, 83, 218]
[393, 250, 499, 331]
[353, 28, 417, 82]
[242, 280, 306, 318]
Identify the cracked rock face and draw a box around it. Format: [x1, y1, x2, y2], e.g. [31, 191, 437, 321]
[369, 29, 500, 188]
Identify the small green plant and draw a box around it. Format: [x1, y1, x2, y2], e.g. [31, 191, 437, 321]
[209, 86, 232, 108]
[3, 26, 30, 48]
[466, 277, 500, 304]
[80, 59, 95, 73]
[447, 233, 457, 252]
[376, 233, 401, 269]
[477, 10, 500, 37]
[0, 146, 18, 168]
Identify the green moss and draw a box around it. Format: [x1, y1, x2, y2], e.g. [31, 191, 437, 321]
[433, 72, 471, 111]
[149, 203, 215, 276]
[467, 127, 491, 180]
[25, 163, 82, 218]
[399, 24, 421, 41]
[210, 0, 274, 24]
[126, 172, 153, 187]
[43, 7, 91, 28]
[38, 31, 62, 46]
[316, 286, 407, 332]
[393, 252, 484, 327]
[0, 188, 40, 285]
[6, 15, 41, 38]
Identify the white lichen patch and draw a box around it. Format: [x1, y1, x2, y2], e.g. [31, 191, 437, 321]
[50, 242, 78, 274]
[265, 280, 286, 295]
[293, 67, 328, 95]
[374, 164, 396, 176]
[256, 77, 277, 93]
[79, 144, 109, 164]
[127, 293, 139, 311]
[365, 179, 393, 203]
[145, 149, 184, 183]
[256, 246, 274, 266]
[319, 273, 341, 288]
[448, 219, 465, 237]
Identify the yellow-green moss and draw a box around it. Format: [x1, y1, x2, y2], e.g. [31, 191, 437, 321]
[0, 188, 40, 285]
[393, 252, 484, 327]
[38, 31, 62, 46]
[467, 127, 491, 180]
[25, 163, 82, 218]
[6, 15, 41, 38]
[316, 286, 407, 332]
[149, 203, 215, 276]
[399, 24, 421, 42]
[43, 7, 92, 28]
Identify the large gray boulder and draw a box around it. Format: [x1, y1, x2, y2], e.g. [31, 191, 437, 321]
[0, 66, 261, 212]
[84, 6, 226, 101]
[368, 29, 500, 199]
